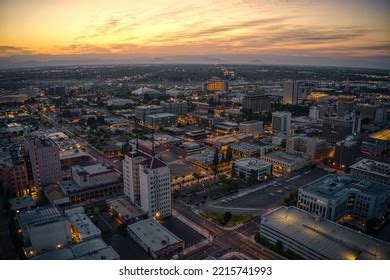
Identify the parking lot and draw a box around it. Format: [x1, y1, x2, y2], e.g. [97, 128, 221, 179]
[210, 167, 330, 212]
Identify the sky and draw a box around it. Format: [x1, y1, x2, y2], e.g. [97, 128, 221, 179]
[0, 0, 389, 67]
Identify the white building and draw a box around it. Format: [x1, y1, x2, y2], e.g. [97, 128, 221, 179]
[24, 135, 62, 187]
[127, 219, 184, 259]
[272, 111, 291, 132]
[123, 150, 172, 219]
[260, 206, 390, 260]
[350, 159, 390, 186]
[239, 120, 263, 134]
[309, 106, 320, 119]
[123, 151, 145, 205]
[232, 158, 272, 181]
[139, 156, 171, 219]
[71, 163, 120, 188]
[283, 80, 298, 104]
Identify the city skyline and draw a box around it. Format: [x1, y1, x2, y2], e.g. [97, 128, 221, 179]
[0, 0, 389, 68]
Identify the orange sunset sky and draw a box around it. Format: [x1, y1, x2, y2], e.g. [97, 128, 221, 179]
[0, 0, 389, 63]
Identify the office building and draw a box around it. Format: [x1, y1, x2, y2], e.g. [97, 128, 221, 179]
[232, 158, 272, 182]
[334, 135, 361, 169]
[134, 105, 164, 122]
[24, 135, 62, 187]
[202, 79, 228, 92]
[272, 111, 291, 132]
[239, 120, 263, 134]
[145, 113, 177, 129]
[161, 100, 188, 116]
[350, 159, 390, 185]
[127, 219, 184, 259]
[260, 206, 390, 260]
[309, 106, 320, 120]
[322, 115, 361, 144]
[298, 174, 390, 225]
[261, 152, 308, 173]
[286, 135, 327, 161]
[106, 196, 147, 225]
[283, 80, 298, 104]
[61, 163, 122, 205]
[242, 94, 272, 113]
[124, 150, 172, 219]
[0, 159, 29, 195]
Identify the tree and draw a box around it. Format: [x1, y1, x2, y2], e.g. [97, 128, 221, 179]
[223, 212, 232, 225]
[212, 148, 219, 176]
[192, 172, 201, 183]
[226, 145, 233, 161]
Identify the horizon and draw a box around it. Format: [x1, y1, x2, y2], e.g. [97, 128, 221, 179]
[1, 0, 389, 69]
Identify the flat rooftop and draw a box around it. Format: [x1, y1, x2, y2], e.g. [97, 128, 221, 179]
[17, 206, 63, 229]
[146, 113, 177, 118]
[370, 129, 390, 141]
[230, 142, 262, 153]
[127, 219, 183, 252]
[350, 159, 390, 179]
[9, 196, 35, 211]
[234, 158, 272, 170]
[300, 174, 390, 199]
[262, 151, 306, 164]
[73, 163, 115, 175]
[65, 207, 101, 240]
[106, 196, 146, 220]
[262, 206, 390, 260]
[60, 150, 90, 160]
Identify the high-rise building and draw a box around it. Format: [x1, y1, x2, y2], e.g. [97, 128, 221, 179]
[334, 135, 361, 169]
[24, 136, 62, 187]
[283, 80, 298, 104]
[123, 150, 172, 219]
[309, 106, 320, 119]
[242, 94, 272, 113]
[322, 114, 361, 144]
[272, 111, 291, 132]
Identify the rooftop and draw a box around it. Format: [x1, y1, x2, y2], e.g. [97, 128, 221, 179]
[230, 142, 262, 153]
[369, 129, 390, 142]
[234, 158, 272, 170]
[261, 206, 390, 260]
[73, 163, 115, 176]
[350, 159, 390, 179]
[106, 196, 146, 220]
[17, 206, 63, 229]
[300, 174, 390, 199]
[9, 196, 35, 211]
[262, 151, 306, 164]
[127, 219, 183, 253]
[64, 207, 101, 241]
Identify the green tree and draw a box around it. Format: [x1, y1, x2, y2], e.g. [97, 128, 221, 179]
[226, 145, 233, 161]
[223, 212, 232, 225]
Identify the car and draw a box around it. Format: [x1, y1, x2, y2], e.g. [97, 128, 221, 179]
[268, 193, 276, 197]
[276, 190, 283, 194]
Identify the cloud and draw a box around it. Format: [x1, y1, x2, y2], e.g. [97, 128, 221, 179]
[0, 45, 34, 56]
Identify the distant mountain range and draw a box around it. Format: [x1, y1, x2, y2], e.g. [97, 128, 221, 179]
[0, 53, 389, 69]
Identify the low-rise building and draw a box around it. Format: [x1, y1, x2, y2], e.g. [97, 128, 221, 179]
[127, 218, 184, 259]
[239, 120, 263, 134]
[64, 207, 101, 242]
[298, 174, 390, 225]
[260, 206, 390, 260]
[106, 196, 147, 224]
[145, 113, 177, 129]
[261, 151, 308, 173]
[350, 159, 390, 185]
[232, 158, 272, 182]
